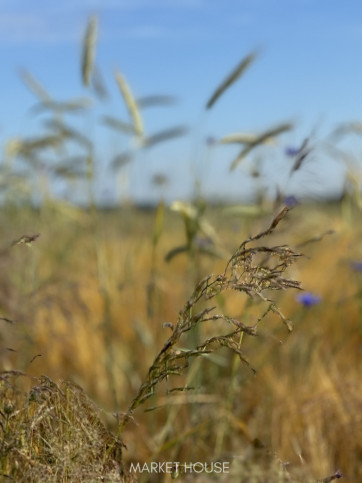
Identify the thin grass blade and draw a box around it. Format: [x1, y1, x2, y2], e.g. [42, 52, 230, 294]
[115, 70, 143, 137]
[82, 16, 98, 87]
[142, 126, 188, 148]
[230, 122, 293, 171]
[206, 50, 258, 110]
[44, 119, 92, 150]
[111, 152, 133, 170]
[220, 131, 276, 146]
[31, 98, 92, 115]
[220, 132, 259, 145]
[137, 95, 176, 109]
[19, 69, 51, 102]
[91, 65, 108, 100]
[101, 116, 137, 135]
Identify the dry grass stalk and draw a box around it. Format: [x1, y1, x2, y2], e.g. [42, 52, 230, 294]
[6, 136, 62, 159]
[330, 121, 362, 140]
[11, 233, 40, 247]
[230, 122, 293, 171]
[82, 16, 98, 87]
[115, 71, 143, 137]
[141, 126, 188, 148]
[206, 50, 258, 109]
[136, 95, 176, 108]
[220, 132, 274, 145]
[0, 373, 127, 481]
[91, 65, 109, 100]
[19, 69, 51, 102]
[111, 152, 134, 170]
[44, 119, 93, 151]
[289, 137, 312, 175]
[115, 207, 301, 439]
[31, 97, 92, 115]
[101, 116, 137, 135]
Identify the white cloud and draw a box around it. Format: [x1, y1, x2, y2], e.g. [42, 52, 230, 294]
[0, 13, 44, 40]
[84, 0, 205, 8]
[0, 0, 212, 44]
[40, 0, 206, 13]
[0, 9, 83, 44]
[227, 12, 254, 28]
[0, 0, 208, 44]
[125, 25, 172, 39]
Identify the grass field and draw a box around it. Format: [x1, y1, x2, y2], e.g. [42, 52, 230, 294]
[1, 199, 361, 481]
[1, 15, 362, 482]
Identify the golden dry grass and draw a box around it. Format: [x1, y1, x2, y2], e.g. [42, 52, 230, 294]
[1, 201, 361, 481]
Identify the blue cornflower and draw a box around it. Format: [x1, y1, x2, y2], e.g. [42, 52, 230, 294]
[350, 261, 362, 272]
[296, 292, 321, 307]
[284, 195, 299, 207]
[195, 236, 213, 249]
[206, 136, 217, 146]
[285, 146, 300, 157]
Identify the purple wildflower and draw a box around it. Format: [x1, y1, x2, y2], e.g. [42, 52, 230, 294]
[195, 236, 213, 249]
[284, 195, 299, 207]
[285, 146, 300, 157]
[334, 469, 343, 479]
[350, 261, 362, 272]
[296, 292, 321, 307]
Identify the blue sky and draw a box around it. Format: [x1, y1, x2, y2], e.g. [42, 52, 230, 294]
[1, 0, 362, 204]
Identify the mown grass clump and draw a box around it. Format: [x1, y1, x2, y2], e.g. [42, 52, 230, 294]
[0, 372, 127, 482]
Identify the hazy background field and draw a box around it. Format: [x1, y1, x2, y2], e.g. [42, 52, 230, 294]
[1, 2, 362, 482]
[1, 200, 361, 481]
